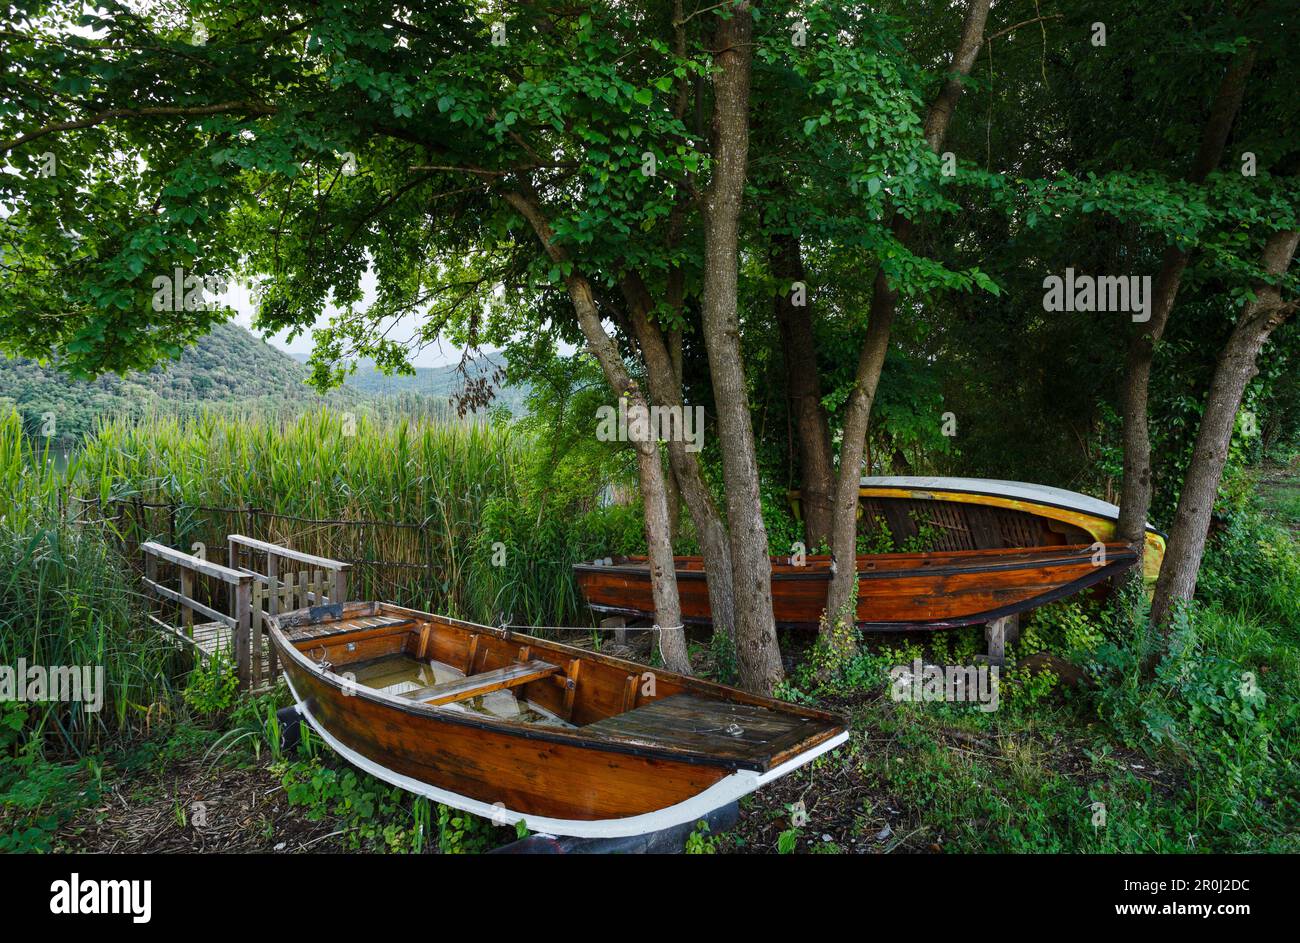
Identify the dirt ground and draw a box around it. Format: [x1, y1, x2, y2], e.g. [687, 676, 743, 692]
[55, 756, 351, 853]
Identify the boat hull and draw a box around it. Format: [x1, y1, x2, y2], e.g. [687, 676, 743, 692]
[269, 603, 846, 837]
[576, 543, 1137, 631]
[846, 477, 1166, 583]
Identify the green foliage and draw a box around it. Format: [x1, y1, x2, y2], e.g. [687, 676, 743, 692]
[0, 703, 100, 852]
[0, 413, 180, 749]
[181, 651, 240, 716]
[434, 802, 502, 855]
[471, 495, 645, 627]
[0, 323, 356, 443]
[1021, 600, 1106, 663]
[73, 408, 548, 619]
[1197, 502, 1300, 627]
[709, 631, 738, 686]
[276, 755, 436, 853]
[684, 819, 718, 854]
[1089, 600, 1295, 840]
[776, 827, 802, 854]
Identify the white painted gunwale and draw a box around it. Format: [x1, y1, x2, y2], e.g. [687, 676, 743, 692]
[857, 476, 1162, 535]
[283, 672, 848, 839]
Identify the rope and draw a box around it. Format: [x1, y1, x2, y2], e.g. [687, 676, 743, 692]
[500, 623, 684, 633]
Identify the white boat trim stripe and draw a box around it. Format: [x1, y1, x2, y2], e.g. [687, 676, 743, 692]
[857, 476, 1160, 533]
[283, 672, 849, 840]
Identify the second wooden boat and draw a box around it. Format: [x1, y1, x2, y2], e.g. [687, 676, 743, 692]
[269, 602, 846, 838]
[576, 542, 1138, 632]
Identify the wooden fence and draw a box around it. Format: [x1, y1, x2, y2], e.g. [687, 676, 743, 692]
[69, 496, 435, 605]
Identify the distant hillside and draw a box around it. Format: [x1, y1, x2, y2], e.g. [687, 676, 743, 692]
[293, 351, 527, 415]
[0, 321, 353, 440]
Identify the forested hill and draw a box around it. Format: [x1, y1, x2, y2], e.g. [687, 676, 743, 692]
[290, 351, 527, 415]
[0, 321, 353, 439]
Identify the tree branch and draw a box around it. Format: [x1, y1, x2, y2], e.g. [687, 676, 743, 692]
[2, 101, 277, 155]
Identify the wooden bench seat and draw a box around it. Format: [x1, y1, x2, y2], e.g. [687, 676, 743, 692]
[583, 694, 839, 771]
[401, 660, 562, 706]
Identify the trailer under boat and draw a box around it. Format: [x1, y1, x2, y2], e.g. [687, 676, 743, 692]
[268, 602, 847, 838]
[576, 542, 1137, 632]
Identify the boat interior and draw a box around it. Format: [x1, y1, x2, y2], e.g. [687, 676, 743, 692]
[857, 496, 1094, 550]
[274, 602, 841, 771]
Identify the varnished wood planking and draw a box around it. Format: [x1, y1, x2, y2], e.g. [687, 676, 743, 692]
[401, 660, 561, 705]
[577, 544, 1136, 630]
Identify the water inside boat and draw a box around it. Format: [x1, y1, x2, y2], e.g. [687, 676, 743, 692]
[347, 653, 576, 728]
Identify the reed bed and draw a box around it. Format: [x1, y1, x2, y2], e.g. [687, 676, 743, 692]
[70, 408, 642, 626]
[0, 413, 181, 751]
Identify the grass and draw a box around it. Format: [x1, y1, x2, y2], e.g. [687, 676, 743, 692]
[731, 494, 1300, 854]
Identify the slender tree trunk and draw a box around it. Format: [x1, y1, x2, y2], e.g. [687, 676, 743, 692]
[826, 245, 908, 622]
[701, 3, 784, 694]
[771, 232, 835, 548]
[666, 326, 686, 541]
[623, 275, 738, 646]
[503, 189, 691, 673]
[1115, 245, 1191, 545]
[825, 0, 991, 634]
[665, 455, 683, 541]
[1149, 230, 1298, 627]
[1116, 48, 1257, 550]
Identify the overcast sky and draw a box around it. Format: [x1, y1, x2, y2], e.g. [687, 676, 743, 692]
[222, 269, 471, 368]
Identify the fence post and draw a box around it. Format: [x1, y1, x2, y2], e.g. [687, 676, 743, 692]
[233, 575, 252, 688]
[266, 552, 280, 680]
[332, 565, 347, 606]
[250, 581, 263, 689]
[144, 550, 157, 624]
[180, 567, 195, 640]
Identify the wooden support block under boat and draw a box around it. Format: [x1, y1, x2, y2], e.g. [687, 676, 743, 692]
[267, 601, 848, 838]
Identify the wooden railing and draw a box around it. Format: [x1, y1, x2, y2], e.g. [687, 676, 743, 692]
[142, 537, 350, 692]
[141, 540, 252, 675]
[227, 534, 350, 690]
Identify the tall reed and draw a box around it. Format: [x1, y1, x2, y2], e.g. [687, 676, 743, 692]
[0, 413, 180, 751]
[71, 409, 638, 625]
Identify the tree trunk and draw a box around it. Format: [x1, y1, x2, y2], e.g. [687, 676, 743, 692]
[664, 450, 682, 541]
[1149, 229, 1298, 627]
[771, 232, 835, 549]
[701, 3, 784, 694]
[825, 0, 992, 636]
[1115, 48, 1257, 550]
[826, 249, 907, 622]
[502, 189, 691, 673]
[622, 275, 738, 646]
[1115, 245, 1191, 545]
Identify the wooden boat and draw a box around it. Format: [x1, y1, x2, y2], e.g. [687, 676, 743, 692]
[800, 476, 1167, 583]
[576, 542, 1138, 632]
[268, 602, 847, 838]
